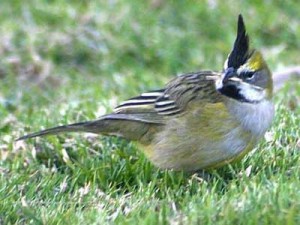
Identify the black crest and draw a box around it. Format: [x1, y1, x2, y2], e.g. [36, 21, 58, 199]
[227, 14, 251, 69]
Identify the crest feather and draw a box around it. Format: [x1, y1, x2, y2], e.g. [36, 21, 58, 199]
[227, 14, 251, 69]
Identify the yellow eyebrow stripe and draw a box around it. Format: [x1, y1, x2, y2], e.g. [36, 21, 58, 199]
[247, 51, 264, 71]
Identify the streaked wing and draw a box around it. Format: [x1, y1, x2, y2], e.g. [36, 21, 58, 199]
[114, 89, 164, 114]
[113, 71, 221, 122]
[159, 71, 222, 114]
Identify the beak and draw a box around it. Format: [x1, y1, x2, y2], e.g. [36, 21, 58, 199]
[223, 67, 241, 84]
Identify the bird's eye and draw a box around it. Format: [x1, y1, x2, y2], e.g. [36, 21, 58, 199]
[244, 71, 255, 80]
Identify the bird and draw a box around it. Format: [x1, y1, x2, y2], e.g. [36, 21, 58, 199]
[17, 15, 274, 171]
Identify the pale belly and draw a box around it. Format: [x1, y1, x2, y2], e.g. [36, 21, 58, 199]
[143, 103, 258, 171]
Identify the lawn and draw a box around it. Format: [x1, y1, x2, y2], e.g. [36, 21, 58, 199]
[0, 1, 299, 224]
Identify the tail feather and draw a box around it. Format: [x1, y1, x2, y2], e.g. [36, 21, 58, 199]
[16, 121, 92, 141]
[16, 113, 164, 143]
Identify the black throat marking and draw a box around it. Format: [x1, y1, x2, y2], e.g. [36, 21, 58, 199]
[217, 84, 260, 104]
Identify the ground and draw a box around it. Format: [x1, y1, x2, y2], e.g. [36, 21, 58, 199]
[0, 1, 299, 224]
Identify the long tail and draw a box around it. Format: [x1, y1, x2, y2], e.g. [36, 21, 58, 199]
[16, 121, 96, 141]
[16, 114, 164, 144]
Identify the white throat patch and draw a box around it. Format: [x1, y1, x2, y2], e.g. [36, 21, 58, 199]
[227, 99, 274, 137]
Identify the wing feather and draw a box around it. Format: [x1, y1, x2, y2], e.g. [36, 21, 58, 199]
[113, 71, 221, 122]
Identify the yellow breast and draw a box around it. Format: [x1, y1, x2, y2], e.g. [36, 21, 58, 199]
[142, 102, 256, 171]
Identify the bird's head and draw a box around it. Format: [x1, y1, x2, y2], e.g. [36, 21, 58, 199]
[217, 15, 273, 103]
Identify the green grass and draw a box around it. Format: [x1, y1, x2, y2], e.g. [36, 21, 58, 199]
[0, 0, 300, 224]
